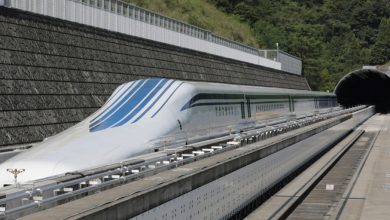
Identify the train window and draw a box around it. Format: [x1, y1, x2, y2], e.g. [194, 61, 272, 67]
[111, 1, 117, 13]
[104, 0, 109, 10]
[123, 5, 128, 16]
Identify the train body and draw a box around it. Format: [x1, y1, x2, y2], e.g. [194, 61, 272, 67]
[0, 78, 337, 186]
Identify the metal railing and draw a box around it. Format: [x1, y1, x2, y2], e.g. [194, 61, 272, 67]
[75, 0, 259, 55]
[259, 49, 302, 75]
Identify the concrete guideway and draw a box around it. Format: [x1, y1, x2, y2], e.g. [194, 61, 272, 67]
[0, 107, 356, 218]
[246, 113, 388, 220]
[334, 114, 390, 219]
[9, 107, 372, 220]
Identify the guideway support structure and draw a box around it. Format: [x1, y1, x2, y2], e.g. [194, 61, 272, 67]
[18, 107, 374, 220]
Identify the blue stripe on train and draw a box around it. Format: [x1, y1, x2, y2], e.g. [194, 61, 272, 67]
[90, 78, 162, 132]
[90, 83, 130, 124]
[132, 80, 176, 123]
[90, 80, 141, 127]
[113, 79, 169, 127]
[151, 82, 184, 118]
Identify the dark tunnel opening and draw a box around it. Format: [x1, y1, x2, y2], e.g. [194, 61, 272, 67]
[335, 69, 390, 113]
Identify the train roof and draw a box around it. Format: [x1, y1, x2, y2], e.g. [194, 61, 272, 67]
[180, 79, 334, 97]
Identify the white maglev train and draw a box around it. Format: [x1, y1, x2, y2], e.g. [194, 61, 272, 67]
[0, 78, 337, 186]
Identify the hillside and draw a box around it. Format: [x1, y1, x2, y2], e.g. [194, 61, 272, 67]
[124, 0, 258, 47]
[125, 0, 390, 91]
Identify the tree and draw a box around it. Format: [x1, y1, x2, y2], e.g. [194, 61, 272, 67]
[370, 18, 390, 65]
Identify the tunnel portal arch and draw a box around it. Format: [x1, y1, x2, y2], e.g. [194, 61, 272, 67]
[334, 69, 390, 112]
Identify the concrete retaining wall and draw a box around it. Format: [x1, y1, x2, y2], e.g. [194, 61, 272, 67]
[0, 7, 310, 147]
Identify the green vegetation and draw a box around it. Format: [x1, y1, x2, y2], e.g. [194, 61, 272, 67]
[124, 0, 258, 47]
[124, 0, 390, 91]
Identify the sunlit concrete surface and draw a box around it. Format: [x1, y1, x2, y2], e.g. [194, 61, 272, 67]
[335, 114, 390, 219]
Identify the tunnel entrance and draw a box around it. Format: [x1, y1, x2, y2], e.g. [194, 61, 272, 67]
[334, 69, 390, 113]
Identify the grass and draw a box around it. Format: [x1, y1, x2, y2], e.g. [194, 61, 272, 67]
[123, 0, 259, 47]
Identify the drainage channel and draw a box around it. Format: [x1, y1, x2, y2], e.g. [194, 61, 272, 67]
[282, 130, 379, 220]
